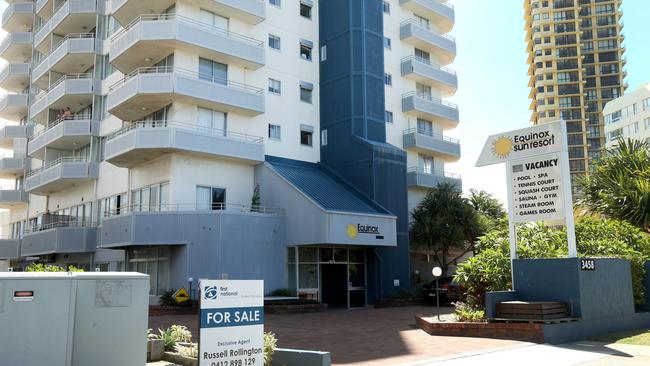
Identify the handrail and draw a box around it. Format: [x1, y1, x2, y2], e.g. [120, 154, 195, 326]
[24, 219, 97, 233]
[106, 120, 264, 144]
[400, 18, 456, 42]
[111, 13, 264, 47]
[35, 73, 92, 96]
[26, 156, 92, 177]
[29, 114, 93, 140]
[402, 128, 460, 144]
[105, 203, 283, 217]
[402, 91, 458, 109]
[33, 33, 95, 67]
[407, 166, 461, 179]
[108, 66, 264, 94]
[0, 32, 32, 51]
[400, 55, 457, 75]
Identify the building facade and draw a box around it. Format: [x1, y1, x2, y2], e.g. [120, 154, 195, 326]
[603, 82, 650, 147]
[0, 0, 459, 306]
[524, 0, 625, 191]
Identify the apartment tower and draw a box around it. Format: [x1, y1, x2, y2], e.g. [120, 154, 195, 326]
[0, 0, 459, 306]
[524, 0, 626, 191]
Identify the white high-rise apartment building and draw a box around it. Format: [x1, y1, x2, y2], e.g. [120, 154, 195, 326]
[603, 82, 650, 147]
[0, 0, 459, 306]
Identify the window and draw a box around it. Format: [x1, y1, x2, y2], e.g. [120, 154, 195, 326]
[299, 81, 313, 103]
[268, 78, 281, 95]
[269, 0, 280, 7]
[300, 124, 313, 146]
[196, 186, 226, 210]
[383, 37, 391, 50]
[384, 73, 392, 86]
[416, 83, 431, 99]
[128, 247, 169, 295]
[417, 118, 433, 136]
[197, 107, 226, 134]
[199, 57, 227, 85]
[268, 34, 281, 50]
[415, 48, 430, 63]
[268, 124, 281, 140]
[418, 155, 434, 175]
[300, 41, 312, 61]
[98, 192, 127, 223]
[643, 98, 650, 111]
[385, 110, 393, 124]
[414, 14, 429, 29]
[321, 129, 327, 146]
[200, 9, 228, 29]
[131, 182, 170, 212]
[320, 45, 326, 61]
[300, 1, 312, 19]
[383, 1, 390, 14]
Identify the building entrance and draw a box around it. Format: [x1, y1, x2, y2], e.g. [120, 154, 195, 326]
[320, 264, 347, 308]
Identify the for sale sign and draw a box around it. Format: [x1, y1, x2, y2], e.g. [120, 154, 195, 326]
[199, 280, 264, 366]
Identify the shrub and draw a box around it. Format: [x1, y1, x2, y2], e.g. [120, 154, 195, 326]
[150, 325, 192, 350]
[175, 343, 198, 359]
[269, 288, 295, 297]
[264, 332, 277, 366]
[454, 218, 650, 309]
[158, 289, 177, 307]
[453, 301, 486, 322]
[25, 263, 84, 272]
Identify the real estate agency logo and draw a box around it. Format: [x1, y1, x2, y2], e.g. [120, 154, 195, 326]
[204, 285, 219, 300]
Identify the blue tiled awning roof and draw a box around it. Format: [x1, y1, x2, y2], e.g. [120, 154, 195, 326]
[265, 156, 392, 216]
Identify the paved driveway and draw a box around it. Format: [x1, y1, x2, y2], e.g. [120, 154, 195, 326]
[149, 305, 524, 366]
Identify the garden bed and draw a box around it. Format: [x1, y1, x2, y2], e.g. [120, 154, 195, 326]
[264, 299, 328, 314]
[375, 298, 427, 308]
[415, 314, 544, 343]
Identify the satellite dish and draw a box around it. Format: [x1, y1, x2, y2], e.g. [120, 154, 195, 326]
[431, 267, 442, 277]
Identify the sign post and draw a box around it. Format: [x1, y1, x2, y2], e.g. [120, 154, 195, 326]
[198, 280, 264, 366]
[476, 121, 577, 280]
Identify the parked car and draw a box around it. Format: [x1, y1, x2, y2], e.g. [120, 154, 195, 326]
[420, 276, 461, 304]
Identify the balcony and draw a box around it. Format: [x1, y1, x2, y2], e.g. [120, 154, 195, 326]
[110, 14, 265, 74]
[99, 203, 282, 249]
[105, 121, 264, 168]
[0, 238, 20, 259]
[0, 32, 32, 64]
[400, 19, 456, 66]
[400, 56, 457, 97]
[0, 189, 28, 209]
[28, 116, 99, 159]
[21, 220, 97, 257]
[406, 167, 462, 189]
[0, 155, 29, 179]
[32, 34, 98, 89]
[35, 0, 54, 20]
[0, 63, 30, 92]
[402, 128, 460, 161]
[401, 92, 459, 129]
[0, 123, 32, 149]
[0, 93, 28, 121]
[399, 0, 454, 34]
[33, 0, 98, 53]
[107, 66, 265, 121]
[113, 0, 265, 26]
[2, 2, 34, 33]
[24, 157, 99, 195]
[30, 74, 99, 124]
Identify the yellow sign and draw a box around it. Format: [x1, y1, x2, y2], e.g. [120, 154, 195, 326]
[346, 224, 358, 239]
[174, 287, 189, 303]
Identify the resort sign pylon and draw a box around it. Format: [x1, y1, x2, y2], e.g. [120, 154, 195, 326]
[476, 120, 577, 259]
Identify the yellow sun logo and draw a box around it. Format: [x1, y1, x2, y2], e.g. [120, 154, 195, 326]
[346, 224, 358, 239]
[492, 136, 514, 159]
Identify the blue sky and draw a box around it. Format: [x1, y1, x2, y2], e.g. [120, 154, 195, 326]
[446, 0, 650, 205]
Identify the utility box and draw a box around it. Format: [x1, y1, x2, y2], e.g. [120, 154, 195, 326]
[0, 272, 149, 366]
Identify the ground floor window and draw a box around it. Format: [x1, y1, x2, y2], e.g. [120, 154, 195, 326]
[127, 247, 170, 295]
[288, 246, 367, 308]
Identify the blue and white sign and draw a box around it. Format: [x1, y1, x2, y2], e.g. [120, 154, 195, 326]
[199, 280, 264, 366]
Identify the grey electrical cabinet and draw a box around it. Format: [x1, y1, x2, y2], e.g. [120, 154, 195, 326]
[0, 272, 150, 366]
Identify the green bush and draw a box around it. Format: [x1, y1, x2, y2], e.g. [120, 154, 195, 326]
[159, 289, 177, 307]
[150, 325, 192, 351]
[453, 301, 486, 322]
[269, 288, 295, 297]
[454, 218, 650, 308]
[25, 263, 84, 272]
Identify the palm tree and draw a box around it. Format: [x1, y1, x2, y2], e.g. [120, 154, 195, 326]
[578, 139, 650, 232]
[410, 183, 482, 276]
[469, 189, 507, 233]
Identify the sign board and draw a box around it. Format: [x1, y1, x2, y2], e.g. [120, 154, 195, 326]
[199, 280, 264, 366]
[509, 152, 565, 223]
[580, 259, 595, 271]
[476, 120, 576, 259]
[174, 287, 189, 304]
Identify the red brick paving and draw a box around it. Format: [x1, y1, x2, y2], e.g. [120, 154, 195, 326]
[149, 306, 524, 366]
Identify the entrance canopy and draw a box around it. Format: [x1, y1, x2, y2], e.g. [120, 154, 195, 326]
[256, 156, 397, 247]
